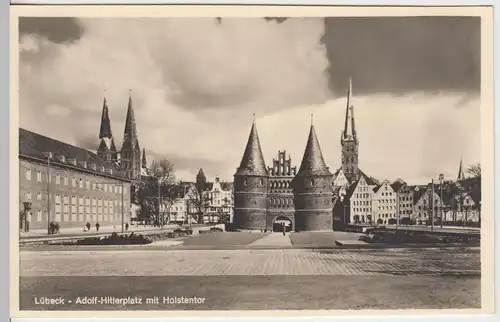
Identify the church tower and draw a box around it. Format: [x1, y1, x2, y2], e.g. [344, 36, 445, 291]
[341, 78, 359, 182]
[293, 118, 334, 231]
[233, 115, 269, 230]
[196, 168, 207, 192]
[96, 97, 118, 162]
[120, 91, 141, 181]
[457, 157, 466, 181]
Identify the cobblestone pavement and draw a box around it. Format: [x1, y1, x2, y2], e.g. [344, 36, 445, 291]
[20, 247, 480, 277]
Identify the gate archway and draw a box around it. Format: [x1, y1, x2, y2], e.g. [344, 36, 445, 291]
[273, 216, 293, 232]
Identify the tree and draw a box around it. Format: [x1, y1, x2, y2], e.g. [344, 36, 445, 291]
[137, 159, 180, 226]
[467, 163, 481, 179]
[185, 184, 211, 224]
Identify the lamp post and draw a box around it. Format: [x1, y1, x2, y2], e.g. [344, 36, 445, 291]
[429, 179, 435, 232]
[439, 174, 444, 228]
[42, 152, 53, 235]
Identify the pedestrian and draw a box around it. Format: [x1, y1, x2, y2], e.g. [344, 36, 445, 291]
[125, 223, 129, 231]
[86, 222, 91, 231]
[95, 222, 100, 232]
[282, 223, 286, 236]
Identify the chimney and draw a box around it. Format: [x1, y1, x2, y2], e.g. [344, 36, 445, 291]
[57, 155, 66, 163]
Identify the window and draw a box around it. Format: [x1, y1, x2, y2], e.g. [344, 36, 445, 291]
[104, 184, 108, 193]
[36, 192, 42, 201]
[78, 197, 84, 221]
[64, 176, 68, 186]
[36, 210, 42, 222]
[79, 179, 83, 188]
[36, 170, 42, 182]
[55, 174, 60, 185]
[86, 180, 90, 189]
[55, 194, 61, 221]
[25, 168, 32, 180]
[92, 182, 96, 190]
[25, 192, 32, 201]
[63, 195, 69, 222]
[71, 196, 77, 222]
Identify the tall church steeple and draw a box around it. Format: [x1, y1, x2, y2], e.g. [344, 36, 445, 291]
[120, 90, 141, 180]
[97, 96, 117, 162]
[141, 148, 147, 169]
[457, 157, 465, 181]
[340, 77, 359, 182]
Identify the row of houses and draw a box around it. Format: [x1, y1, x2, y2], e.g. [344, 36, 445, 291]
[333, 167, 481, 227]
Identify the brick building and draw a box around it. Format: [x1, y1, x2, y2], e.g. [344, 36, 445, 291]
[232, 117, 269, 230]
[267, 150, 297, 232]
[19, 128, 132, 232]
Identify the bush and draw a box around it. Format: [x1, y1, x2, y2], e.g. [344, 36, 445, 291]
[75, 232, 153, 245]
[49, 222, 60, 234]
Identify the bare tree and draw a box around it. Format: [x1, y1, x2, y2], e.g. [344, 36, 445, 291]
[138, 159, 180, 226]
[185, 184, 211, 224]
[467, 163, 481, 179]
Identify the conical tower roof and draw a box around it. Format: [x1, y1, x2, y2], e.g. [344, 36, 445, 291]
[99, 97, 113, 139]
[297, 123, 332, 177]
[235, 117, 268, 176]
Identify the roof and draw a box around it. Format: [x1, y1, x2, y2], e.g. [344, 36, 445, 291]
[390, 179, 406, 192]
[19, 128, 129, 181]
[359, 170, 379, 186]
[235, 121, 268, 176]
[296, 125, 332, 177]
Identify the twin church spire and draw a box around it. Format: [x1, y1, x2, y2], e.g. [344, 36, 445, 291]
[96, 90, 143, 180]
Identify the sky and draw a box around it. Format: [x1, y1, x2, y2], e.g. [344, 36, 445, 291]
[18, 16, 481, 185]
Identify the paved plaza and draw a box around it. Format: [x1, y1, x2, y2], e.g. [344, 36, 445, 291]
[21, 247, 480, 276]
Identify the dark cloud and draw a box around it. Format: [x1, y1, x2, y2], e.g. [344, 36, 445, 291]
[19, 17, 84, 43]
[323, 16, 480, 95]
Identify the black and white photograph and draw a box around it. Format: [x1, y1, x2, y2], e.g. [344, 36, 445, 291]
[12, 5, 493, 315]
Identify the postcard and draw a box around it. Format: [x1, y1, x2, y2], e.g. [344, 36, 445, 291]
[10, 4, 494, 318]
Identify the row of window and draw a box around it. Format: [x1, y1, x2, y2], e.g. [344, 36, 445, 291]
[270, 198, 293, 207]
[26, 210, 121, 223]
[24, 192, 124, 210]
[24, 168, 125, 195]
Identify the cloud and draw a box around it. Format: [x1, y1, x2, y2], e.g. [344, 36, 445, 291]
[19, 17, 481, 185]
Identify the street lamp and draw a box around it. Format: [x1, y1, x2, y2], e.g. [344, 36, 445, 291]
[439, 174, 444, 228]
[42, 152, 53, 235]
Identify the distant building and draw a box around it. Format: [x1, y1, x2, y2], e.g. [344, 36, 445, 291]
[412, 184, 443, 225]
[391, 179, 414, 223]
[203, 176, 233, 223]
[372, 181, 397, 224]
[19, 128, 132, 231]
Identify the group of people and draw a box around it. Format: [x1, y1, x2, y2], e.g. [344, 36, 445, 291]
[82, 222, 131, 232]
